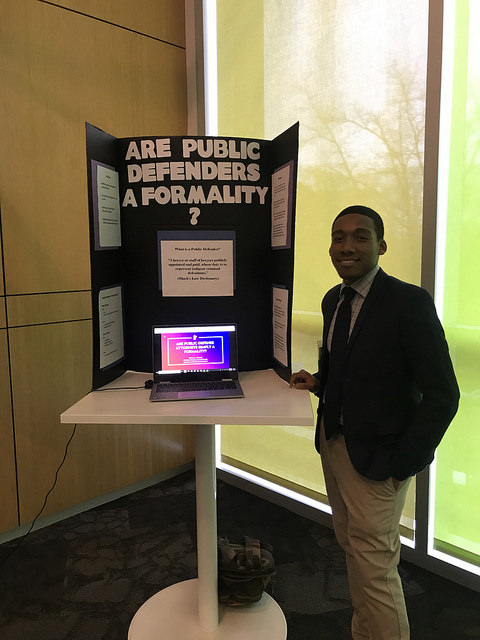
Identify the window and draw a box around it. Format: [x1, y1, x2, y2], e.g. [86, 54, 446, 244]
[203, 0, 480, 580]
[209, 0, 427, 541]
[430, 0, 480, 574]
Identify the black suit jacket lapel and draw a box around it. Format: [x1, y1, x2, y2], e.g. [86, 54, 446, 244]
[323, 286, 341, 342]
[316, 284, 341, 389]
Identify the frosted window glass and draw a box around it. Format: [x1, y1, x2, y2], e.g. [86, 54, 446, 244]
[432, 0, 480, 568]
[216, 0, 428, 532]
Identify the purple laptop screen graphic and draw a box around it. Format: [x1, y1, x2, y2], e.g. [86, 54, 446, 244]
[162, 332, 230, 371]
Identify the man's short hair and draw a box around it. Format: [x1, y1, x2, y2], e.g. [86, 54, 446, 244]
[333, 205, 385, 240]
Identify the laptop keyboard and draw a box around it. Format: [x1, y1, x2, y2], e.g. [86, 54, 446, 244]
[158, 381, 238, 392]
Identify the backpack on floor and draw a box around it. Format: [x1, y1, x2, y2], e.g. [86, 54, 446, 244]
[217, 536, 276, 606]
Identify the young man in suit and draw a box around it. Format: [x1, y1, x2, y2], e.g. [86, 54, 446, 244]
[290, 205, 459, 640]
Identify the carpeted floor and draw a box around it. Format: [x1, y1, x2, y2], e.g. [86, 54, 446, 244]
[0, 469, 479, 639]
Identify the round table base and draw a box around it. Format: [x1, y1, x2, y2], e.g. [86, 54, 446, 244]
[128, 579, 287, 639]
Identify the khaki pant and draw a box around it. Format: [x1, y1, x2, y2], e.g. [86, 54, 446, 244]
[320, 421, 411, 640]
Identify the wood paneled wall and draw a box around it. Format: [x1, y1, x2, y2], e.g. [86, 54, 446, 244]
[0, 0, 195, 533]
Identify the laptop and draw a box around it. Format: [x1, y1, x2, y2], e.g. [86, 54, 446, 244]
[149, 323, 244, 401]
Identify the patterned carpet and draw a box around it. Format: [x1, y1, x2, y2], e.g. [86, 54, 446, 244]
[0, 469, 479, 639]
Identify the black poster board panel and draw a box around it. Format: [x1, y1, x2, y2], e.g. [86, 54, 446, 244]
[117, 135, 273, 373]
[269, 123, 299, 381]
[86, 126, 298, 387]
[120, 218, 272, 373]
[86, 123, 128, 389]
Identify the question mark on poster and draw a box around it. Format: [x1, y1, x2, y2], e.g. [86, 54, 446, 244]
[189, 207, 201, 225]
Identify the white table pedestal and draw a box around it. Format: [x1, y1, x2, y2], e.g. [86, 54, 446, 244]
[128, 424, 287, 639]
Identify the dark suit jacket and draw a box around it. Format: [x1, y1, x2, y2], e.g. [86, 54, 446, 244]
[314, 268, 459, 481]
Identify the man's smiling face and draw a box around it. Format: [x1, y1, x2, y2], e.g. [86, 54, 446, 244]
[329, 213, 387, 284]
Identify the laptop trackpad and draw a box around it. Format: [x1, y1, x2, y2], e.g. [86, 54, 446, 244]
[153, 391, 179, 401]
[178, 390, 212, 400]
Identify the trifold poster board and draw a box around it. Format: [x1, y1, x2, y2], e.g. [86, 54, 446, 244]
[86, 122, 299, 389]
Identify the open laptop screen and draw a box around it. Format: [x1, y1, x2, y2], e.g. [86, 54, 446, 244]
[152, 324, 239, 381]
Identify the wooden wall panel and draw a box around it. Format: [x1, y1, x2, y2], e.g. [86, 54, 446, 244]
[0, 0, 187, 295]
[0, 330, 18, 531]
[7, 291, 91, 327]
[0, 0, 194, 533]
[9, 319, 195, 522]
[0, 247, 3, 297]
[0, 297, 5, 329]
[53, 0, 185, 47]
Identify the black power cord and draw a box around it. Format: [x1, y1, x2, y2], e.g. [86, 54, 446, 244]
[0, 423, 77, 569]
[91, 379, 153, 391]
[0, 380, 153, 568]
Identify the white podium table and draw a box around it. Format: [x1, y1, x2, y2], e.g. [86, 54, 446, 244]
[61, 369, 314, 639]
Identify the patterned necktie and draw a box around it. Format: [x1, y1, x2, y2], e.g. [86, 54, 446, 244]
[323, 287, 355, 438]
